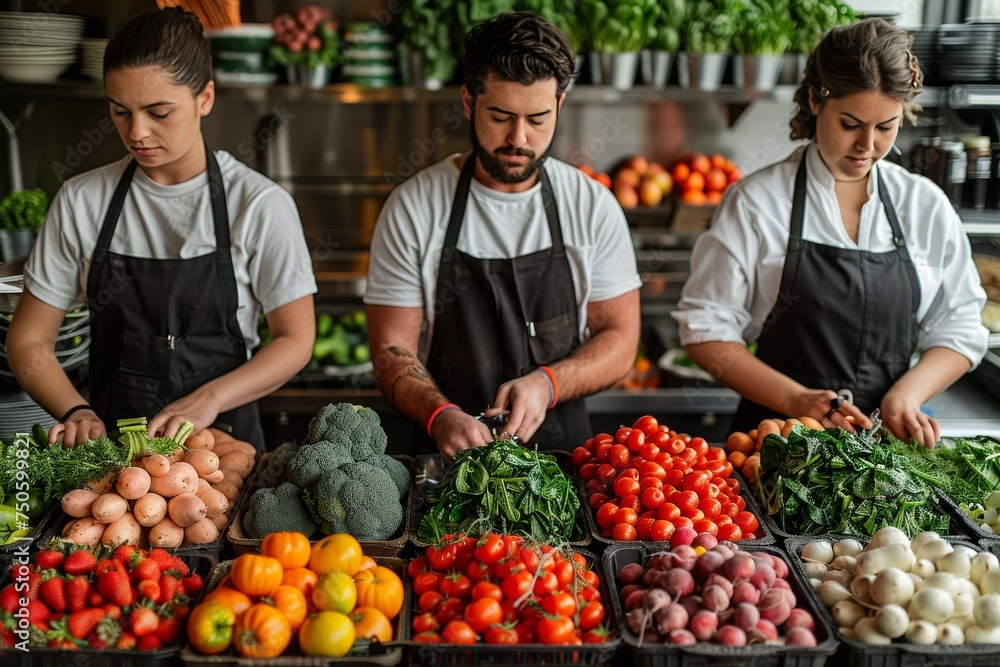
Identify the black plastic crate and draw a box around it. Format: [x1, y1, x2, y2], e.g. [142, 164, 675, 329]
[603, 542, 838, 667]
[179, 556, 407, 666]
[409, 451, 592, 549]
[0, 550, 216, 667]
[0, 502, 59, 567]
[402, 548, 621, 666]
[935, 488, 1000, 547]
[784, 534, 1000, 667]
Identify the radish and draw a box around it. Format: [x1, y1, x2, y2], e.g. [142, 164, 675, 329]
[689, 609, 718, 641]
[694, 550, 726, 579]
[731, 581, 760, 606]
[784, 608, 815, 632]
[691, 533, 719, 551]
[657, 568, 695, 599]
[624, 588, 646, 611]
[654, 603, 689, 635]
[732, 602, 760, 631]
[754, 618, 779, 642]
[617, 562, 645, 586]
[719, 552, 756, 584]
[703, 574, 734, 598]
[667, 629, 697, 645]
[619, 583, 643, 602]
[785, 626, 817, 647]
[716, 625, 747, 646]
[701, 585, 731, 613]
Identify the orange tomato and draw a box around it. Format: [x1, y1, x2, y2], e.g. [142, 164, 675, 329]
[233, 603, 292, 658]
[267, 584, 308, 632]
[706, 190, 723, 203]
[203, 586, 253, 621]
[261, 532, 311, 570]
[689, 153, 711, 175]
[728, 168, 743, 183]
[357, 555, 377, 572]
[230, 554, 284, 598]
[710, 153, 729, 170]
[578, 163, 596, 176]
[594, 173, 611, 188]
[187, 601, 235, 654]
[281, 567, 318, 598]
[354, 566, 405, 620]
[683, 171, 705, 193]
[706, 168, 727, 193]
[310, 534, 363, 576]
[350, 607, 393, 643]
[671, 161, 691, 186]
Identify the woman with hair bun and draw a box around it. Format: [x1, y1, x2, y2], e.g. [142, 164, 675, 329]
[674, 18, 987, 447]
[7, 8, 317, 450]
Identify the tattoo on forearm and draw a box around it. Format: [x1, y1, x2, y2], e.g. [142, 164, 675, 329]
[387, 346, 416, 359]
[389, 360, 433, 407]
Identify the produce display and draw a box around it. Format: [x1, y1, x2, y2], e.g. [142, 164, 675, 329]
[259, 309, 370, 370]
[608, 156, 674, 210]
[616, 537, 819, 647]
[416, 439, 581, 544]
[0, 542, 204, 651]
[798, 527, 1000, 646]
[185, 531, 403, 658]
[670, 152, 742, 205]
[572, 415, 762, 543]
[407, 535, 611, 646]
[56, 424, 256, 548]
[242, 402, 409, 541]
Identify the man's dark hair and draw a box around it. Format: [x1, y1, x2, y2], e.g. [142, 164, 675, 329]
[464, 12, 575, 98]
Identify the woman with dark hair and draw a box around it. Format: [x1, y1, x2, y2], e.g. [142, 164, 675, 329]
[7, 8, 317, 450]
[365, 12, 641, 457]
[674, 18, 987, 447]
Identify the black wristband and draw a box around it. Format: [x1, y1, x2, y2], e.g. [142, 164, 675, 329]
[61, 404, 94, 422]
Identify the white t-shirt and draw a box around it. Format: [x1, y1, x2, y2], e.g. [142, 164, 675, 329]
[24, 151, 317, 349]
[364, 154, 642, 356]
[674, 144, 989, 367]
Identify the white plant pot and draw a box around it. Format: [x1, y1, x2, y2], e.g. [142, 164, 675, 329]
[297, 63, 329, 89]
[589, 51, 639, 90]
[733, 54, 785, 91]
[678, 52, 728, 91]
[640, 49, 674, 88]
[0, 230, 35, 261]
[565, 55, 585, 91]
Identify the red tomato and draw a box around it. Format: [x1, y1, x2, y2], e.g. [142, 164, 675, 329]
[588, 493, 610, 510]
[413, 572, 443, 595]
[693, 518, 719, 536]
[533, 572, 558, 597]
[593, 433, 614, 447]
[578, 600, 606, 630]
[689, 436, 709, 456]
[553, 559, 576, 589]
[640, 442, 661, 460]
[418, 590, 443, 613]
[649, 519, 675, 542]
[671, 516, 694, 530]
[595, 503, 619, 529]
[412, 612, 439, 634]
[571, 446, 593, 467]
[582, 437, 594, 452]
[682, 470, 711, 495]
[699, 497, 722, 518]
[615, 427, 632, 445]
[407, 556, 428, 578]
[515, 619, 537, 643]
[640, 487, 665, 511]
[439, 573, 472, 599]
[686, 509, 706, 523]
[638, 461, 666, 481]
[492, 557, 522, 580]
[578, 463, 598, 481]
[434, 597, 465, 626]
[502, 571, 534, 600]
[471, 581, 503, 602]
[483, 625, 519, 644]
[594, 443, 612, 463]
[632, 415, 659, 436]
[678, 447, 699, 467]
[618, 494, 642, 514]
[413, 631, 441, 644]
[656, 502, 680, 521]
[704, 447, 727, 464]
[425, 543, 457, 571]
[608, 444, 631, 469]
[664, 469, 684, 487]
[635, 517, 655, 540]
[464, 598, 503, 633]
[614, 507, 638, 526]
[664, 436, 687, 455]
[676, 490, 700, 514]
[612, 523, 637, 541]
[442, 620, 478, 645]
[537, 615, 577, 644]
[466, 560, 491, 583]
[519, 548, 540, 572]
[625, 428, 645, 454]
[596, 464, 617, 484]
[639, 477, 663, 492]
[613, 475, 640, 498]
[540, 591, 577, 617]
[717, 523, 743, 541]
[734, 511, 759, 535]
[474, 534, 506, 565]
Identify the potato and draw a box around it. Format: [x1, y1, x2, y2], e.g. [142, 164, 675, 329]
[141, 454, 171, 477]
[83, 472, 114, 493]
[148, 461, 199, 497]
[219, 451, 254, 480]
[185, 429, 215, 450]
[101, 513, 141, 547]
[63, 517, 106, 547]
[183, 449, 220, 477]
[197, 487, 228, 518]
[212, 480, 240, 503]
[210, 512, 229, 531]
[211, 440, 257, 459]
[133, 493, 168, 527]
[91, 493, 129, 524]
[148, 517, 184, 548]
[184, 518, 220, 545]
[202, 470, 225, 484]
[168, 493, 207, 528]
[61, 489, 100, 518]
[116, 466, 151, 500]
[221, 469, 244, 490]
[208, 427, 236, 446]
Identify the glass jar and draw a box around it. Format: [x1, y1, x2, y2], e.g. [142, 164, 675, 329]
[989, 142, 1000, 210]
[940, 140, 967, 210]
[962, 135, 991, 211]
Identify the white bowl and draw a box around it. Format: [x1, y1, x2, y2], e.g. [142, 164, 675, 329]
[0, 60, 72, 82]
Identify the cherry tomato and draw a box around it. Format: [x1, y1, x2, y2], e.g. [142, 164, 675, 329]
[595, 503, 619, 529]
[474, 533, 506, 565]
[671, 516, 694, 530]
[618, 494, 641, 514]
[464, 598, 503, 633]
[492, 557, 522, 581]
[413, 572, 443, 596]
[734, 511, 759, 535]
[625, 428, 645, 454]
[693, 518, 719, 536]
[596, 464, 617, 484]
[439, 573, 472, 599]
[699, 497, 722, 518]
[425, 543, 458, 571]
[571, 446, 593, 467]
[515, 618, 538, 643]
[412, 612, 439, 634]
[578, 463, 598, 481]
[615, 427, 633, 445]
[588, 493, 610, 510]
[553, 559, 575, 589]
[664, 469, 684, 488]
[640, 442, 661, 460]
[465, 559, 491, 583]
[649, 519, 675, 542]
[614, 507, 638, 526]
[540, 591, 577, 617]
[688, 437, 709, 456]
[676, 490, 700, 514]
[656, 502, 680, 521]
[407, 556, 429, 578]
[471, 581, 503, 602]
[639, 477, 663, 492]
[483, 625, 520, 644]
[664, 436, 687, 455]
[637, 461, 666, 482]
[418, 590, 443, 613]
[593, 433, 614, 447]
[632, 415, 659, 437]
[442, 620, 478, 645]
[608, 444, 631, 469]
[640, 487, 665, 511]
[533, 571, 559, 597]
[582, 437, 595, 452]
[678, 447, 699, 467]
[635, 517, 655, 541]
[704, 446, 727, 464]
[578, 600, 606, 630]
[519, 548, 540, 572]
[502, 571, 533, 600]
[413, 631, 441, 644]
[686, 508, 706, 523]
[434, 597, 465, 626]
[717, 523, 743, 541]
[594, 443, 612, 463]
[537, 615, 576, 644]
[682, 470, 712, 495]
[454, 535, 479, 570]
[612, 522, 637, 540]
[613, 475, 640, 498]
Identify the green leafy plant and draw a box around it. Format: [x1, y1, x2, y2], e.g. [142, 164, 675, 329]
[645, 0, 685, 52]
[732, 0, 794, 55]
[788, 0, 856, 54]
[268, 4, 343, 69]
[580, 0, 654, 53]
[395, 0, 458, 84]
[680, 0, 738, 53]
[520, 0, 586, 54]
[0, 188, 48, 233]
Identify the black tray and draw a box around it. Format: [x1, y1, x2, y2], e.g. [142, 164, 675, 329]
[936, 488, 1000, 547]
[784, 534, 1000, 667]
[0, 502, 59, 566]
[402, 548, 621, 666]
[408, 451, 592, 549]
[0, 550, 216, 667]
[603, 542, 839, 667]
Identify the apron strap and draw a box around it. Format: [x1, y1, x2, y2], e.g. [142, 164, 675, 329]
[875, 166, 922, 321]
[789, 149, 809, 240]
[92, 160, 139, 266]
[537, 159, 565, 250]
[206, 148, 240, 325]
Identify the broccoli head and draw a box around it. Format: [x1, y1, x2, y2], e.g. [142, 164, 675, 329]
[243, 482, 317, 539]
[286, 436, 354, 488]
[302, 462, 403, 541]
[380, 454, 410, 499]
[307, 403, 387, 463]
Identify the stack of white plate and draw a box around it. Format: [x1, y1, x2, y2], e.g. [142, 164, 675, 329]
[81, 38, 107, 82]
[0, 11, 85, 83]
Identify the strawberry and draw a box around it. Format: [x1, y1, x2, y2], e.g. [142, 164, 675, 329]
[0, 584, 19, 613]
[95, 558, 125, 577]
[24, 572, 42, 601]
[66, 576, 91, 612]
[156, 574, 180, 604]
[39, 576, 67, 612]
[67, 608, 106, 639]
[112, 544, 138, 566]
[129, 606, 160, 638]
[87, 637, 108, 649]
[137, 580, 160, 602]
[153, 615, 181, 644]
[131, 559, 161, 582]
[97, 571, 133, 608]
[171, 603, 190, 620]
[48, 637, 79, 649]
[88, 591, 105, 608]
[63, 550, 96, 576]
[181, 573, 203, 595]
[137, 633, 162, 651]
[0, 626, 15, 649]
[26, 599, 50, 626]
[116, 631, 137, 650]
[147, 549, 173, 571]
[35, 544, 65, 571]
[100, 602, 122, 620]
[165, 556, 189, 577]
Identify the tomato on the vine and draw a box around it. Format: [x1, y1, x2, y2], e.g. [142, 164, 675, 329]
[553, 559, 575, 588]
[413, 632, 441, 643]
[578, 600, 606, 630]
[407, 556, 428, 578]
[434, 597, 465, 626]
[465, 560, 491, 583]
[533, 571, 559, 597]
[474, 534, 506, 565]
[442, 620, 478, 645]
[540, 591, 577, 617]
[502, 571, 534, 600]
[537, 615, 576, 644]
[484, 625, 520, 644]
[439, 573, 472, 599]
[464, 598, 503, 633]
[471, 581, 503, 602]
[425, 543, 458, 571]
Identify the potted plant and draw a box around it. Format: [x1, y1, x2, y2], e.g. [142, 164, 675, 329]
[520, 0, 586, 89]
[0, 188, 47, 261]
[678, 0, 737, 91]
[731, 1, 793, 91]
[395, 0, 457, 89]
[268, 5, 342, 88]
[641, 0, 684, 87]
[580, 0, 653, 90]
[786, 0, 856, 83]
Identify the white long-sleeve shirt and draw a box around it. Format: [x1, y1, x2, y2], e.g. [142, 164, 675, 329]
[674, 144, 988, 368]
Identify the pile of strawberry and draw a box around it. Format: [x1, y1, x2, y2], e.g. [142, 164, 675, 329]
[0, 542, 203, 651]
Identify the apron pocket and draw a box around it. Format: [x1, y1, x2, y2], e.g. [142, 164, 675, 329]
[175, 333, 243, 380]
[121, 330, 173, 380]
[526, 312, 577, 367]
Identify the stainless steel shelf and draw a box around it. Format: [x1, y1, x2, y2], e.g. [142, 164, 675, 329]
[960, 210, 1000, 235]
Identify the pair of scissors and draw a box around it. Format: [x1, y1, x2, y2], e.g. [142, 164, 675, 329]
[475, 411, 517, 442]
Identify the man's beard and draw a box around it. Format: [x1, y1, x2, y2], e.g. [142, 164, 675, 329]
[470, 116, 545, 184]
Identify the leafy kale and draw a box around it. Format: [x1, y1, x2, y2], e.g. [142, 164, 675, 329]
[417, 439, 582, 544]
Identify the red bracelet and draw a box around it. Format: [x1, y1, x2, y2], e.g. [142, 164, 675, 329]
[536, 366, 558, 409]
[426, 402, 461, 437]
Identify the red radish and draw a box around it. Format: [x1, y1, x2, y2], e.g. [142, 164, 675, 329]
[703, 574, 734, 598]
[681, 596, 701, 617]
[620, 583, 643, 602]
[720, 553, 756, 584]
[750, 560, 776, 591]
[770, 555, 790, 579]
[712, 543, 736, 560]
[668, 629, 698, 645]
[731, 581, 761, 606]
[668, 545, 699, 571]
[758, 588, 793, 626]
[694, 550, 726, 579]
[691, 533, 719, 551]
[732, 602, 760, 631]
[716, 625, 748, 646]
[772, 578, 792, 591]
[689, 609, 719, 641]
[658, 568, 695, 599]
[755, 618, 779, 642]
[784, 608, 815, 632]
[618, 562, 645, 586]
[671, 527, 699, 548]
[627, 608, 647, 635]
[701, 585, 731, 613]
[624, 589, 647, 611]
[655, 603, 690, 634]
[785, 626, 817, 647]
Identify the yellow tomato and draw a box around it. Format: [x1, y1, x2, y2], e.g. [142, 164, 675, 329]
[309, 533, 363, 576]
[312, 571, 357, 613]
[261, 531, 312, 569]
[350, 606, 393, 643]
[299, 611, 355, 657]
[354, 566, 404, 619]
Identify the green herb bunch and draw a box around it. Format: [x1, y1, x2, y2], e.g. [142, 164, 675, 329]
[788, 0, 856, 55]
[732, 0, 794, 55]
[580, 0, 656, 53]
[396, 0, 458, 84]
[680, 0, 738, 54]
[0, 188, 48, 233]
[644, 0, 685, 52]
[418, 439, 582, 544]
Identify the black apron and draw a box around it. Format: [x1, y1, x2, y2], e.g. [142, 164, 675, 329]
[732, 148, 921, 431]
[86, 150, 265, 451]
[422, 154, 591, 451]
